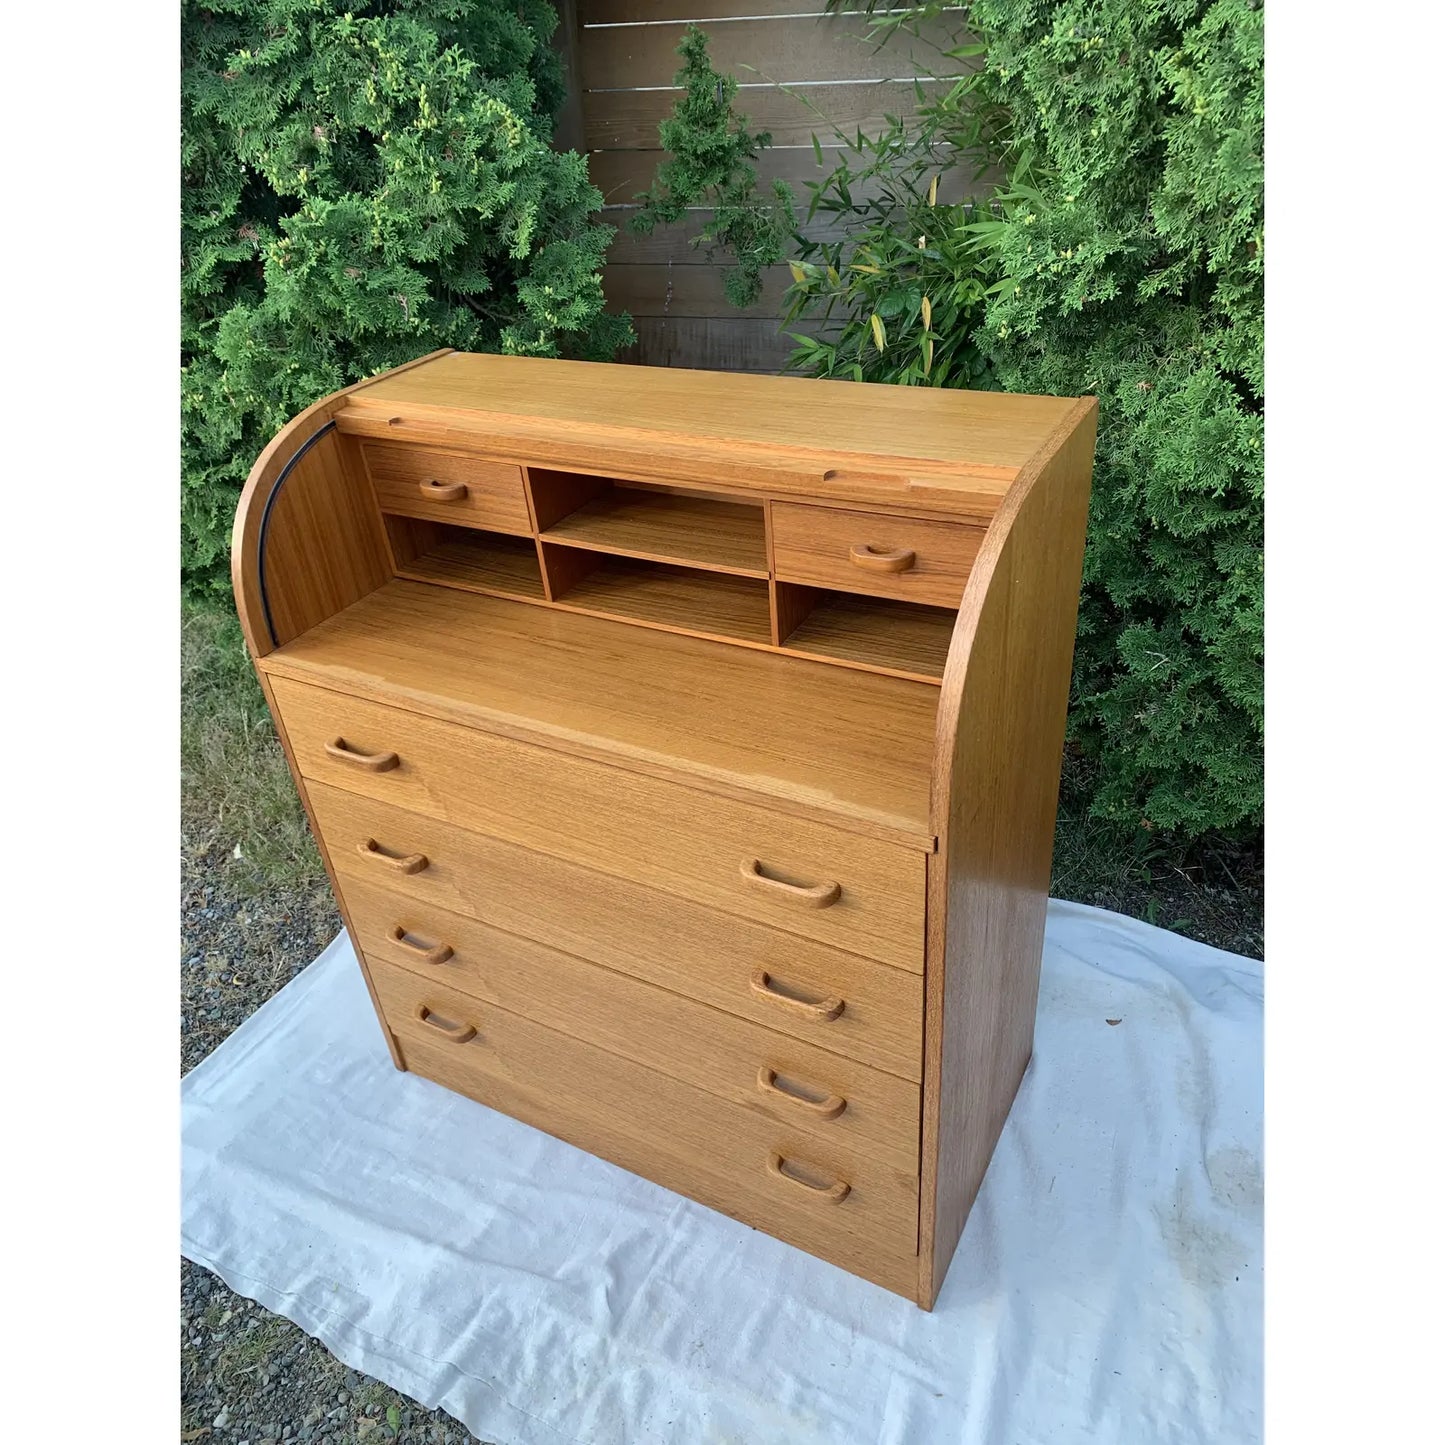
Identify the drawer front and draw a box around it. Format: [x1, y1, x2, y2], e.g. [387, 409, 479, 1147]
[346, 879, 920, 1169]
[272, 677, 924, 971]
[371, 960, 921, 1292]
[316, 786, 922, 1079]
[361, 441, 531, 534]
[771, 501, 984, 609]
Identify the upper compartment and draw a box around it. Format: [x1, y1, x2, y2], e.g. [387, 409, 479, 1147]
[335, 352, 1078, 521]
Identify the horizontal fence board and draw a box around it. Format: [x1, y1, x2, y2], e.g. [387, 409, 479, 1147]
[588, 146, 993, 209]
[585, 78, 947, 149]
[604, 206, 858, 262]
[581, 14, 967, 90]
[622, 316, 799, 372]
[605, 262, 793, 318]
[582, 0, 836, 21]
[589, 145, 848, 205]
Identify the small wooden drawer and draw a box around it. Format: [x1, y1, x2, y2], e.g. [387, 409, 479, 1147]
[361, 441, 531, 535]
[272, 677, 925, 971]
[316, 786, 923, 1079]
[771, 501, 985, 608]
[346, 879, 920, 1169]
[372, 959, 921, 1292]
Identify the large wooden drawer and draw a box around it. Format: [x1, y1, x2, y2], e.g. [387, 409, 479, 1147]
[771, 501, 984, 609]
[361, 441, 531, 534]
[272, 676, 925, 971]
[371, 959, 921, 1294]
[315, 785, 922, 1079]
[346, 877, 919, 1169]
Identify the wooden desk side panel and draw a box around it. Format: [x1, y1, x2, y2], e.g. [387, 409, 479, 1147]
[232, 352, 458, 1066]
[917, 398, 1099, 1308]
[231, 349, 453, 657]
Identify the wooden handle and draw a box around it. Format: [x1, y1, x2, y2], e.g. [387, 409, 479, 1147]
[739, 858, 841, 909]
[419, 478, 468, 502]
[849, 543, 916, 574]
[748, 970, 844, 1022]
[325, 738, 399, 773]
[357, 838, 429, 875]
[757, 1067, 846, 1120]
[416, 1004, 475, 1044]
[766, 1152, 850, 1204]
[388, 925, 453, 967]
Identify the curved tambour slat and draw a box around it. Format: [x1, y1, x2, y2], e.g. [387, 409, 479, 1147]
[230, 349, 453, 657]
[228, 349, 454, 1071]
[917, 395, 1099, 1308]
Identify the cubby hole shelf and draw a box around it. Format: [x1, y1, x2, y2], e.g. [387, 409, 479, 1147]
[775, 583, 954, 684]
[385, 515, 544, 601]
[378, 493, 951, 686]
[541, 543, 773, 647]
[529, 469, 768, 578]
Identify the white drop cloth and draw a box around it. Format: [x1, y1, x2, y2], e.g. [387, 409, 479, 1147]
[181, 900, 1263, 1445]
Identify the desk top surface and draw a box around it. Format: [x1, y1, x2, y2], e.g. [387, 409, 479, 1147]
[260, 579, 939, 847]
[345, 352, 1079, 485]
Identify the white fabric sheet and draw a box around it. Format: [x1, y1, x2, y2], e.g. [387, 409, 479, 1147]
[182, 900, 1263, 1445]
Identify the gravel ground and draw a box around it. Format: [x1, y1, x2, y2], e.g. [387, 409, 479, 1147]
[181, 826, 493, 1444]
[181, 816, 1261, 1442]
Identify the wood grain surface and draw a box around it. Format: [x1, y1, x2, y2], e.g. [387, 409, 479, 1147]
[257, 579, 939, 845]
[544, 552, 774, 644]
[345, 881, 920, 1167]
[318, 788, 924, 1080]
[772, 501, 985, 609]
[231, 348, 452, 657]
[916, 396, 1099, 1307]
[384, 519, 546, 600]
[269, 676, 928, 970]
[360, 443, 531, 534]
[343, 352, 1071, 485]
[239, 428, 392, 654]
[539, 487, 769, 576]
[780, 590, 957, 683]
[377, 962, 922, 1295]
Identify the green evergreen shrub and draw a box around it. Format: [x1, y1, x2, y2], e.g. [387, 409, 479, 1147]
[785, 0, 1263, 837]
[182, 0, 632, 593]
[630, 27, 796, 308]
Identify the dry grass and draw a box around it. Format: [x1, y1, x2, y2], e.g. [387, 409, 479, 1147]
[1050, 752, 1263, 957]
[181, 600, 324, 894]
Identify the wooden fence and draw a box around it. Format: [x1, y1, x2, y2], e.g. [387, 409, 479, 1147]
[555, 0, 981, 373]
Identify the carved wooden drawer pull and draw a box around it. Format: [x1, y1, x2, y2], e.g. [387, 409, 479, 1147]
[419, 478, 468, 501]
[416, 1004, 475, 1044]
[757, 1067, 847, 1120]
[849, 543, 917, 573]
[388, 925, 453, 967]
[767, 1152, 850, 1204]
[748, 969, 844, 1022]
[739, 858, 841, 909]
[357, 838, 429, 875]
[325, 737, 400, 772]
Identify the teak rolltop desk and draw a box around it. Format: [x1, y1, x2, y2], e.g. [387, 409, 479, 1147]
[232, 351, 1097, 1309]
